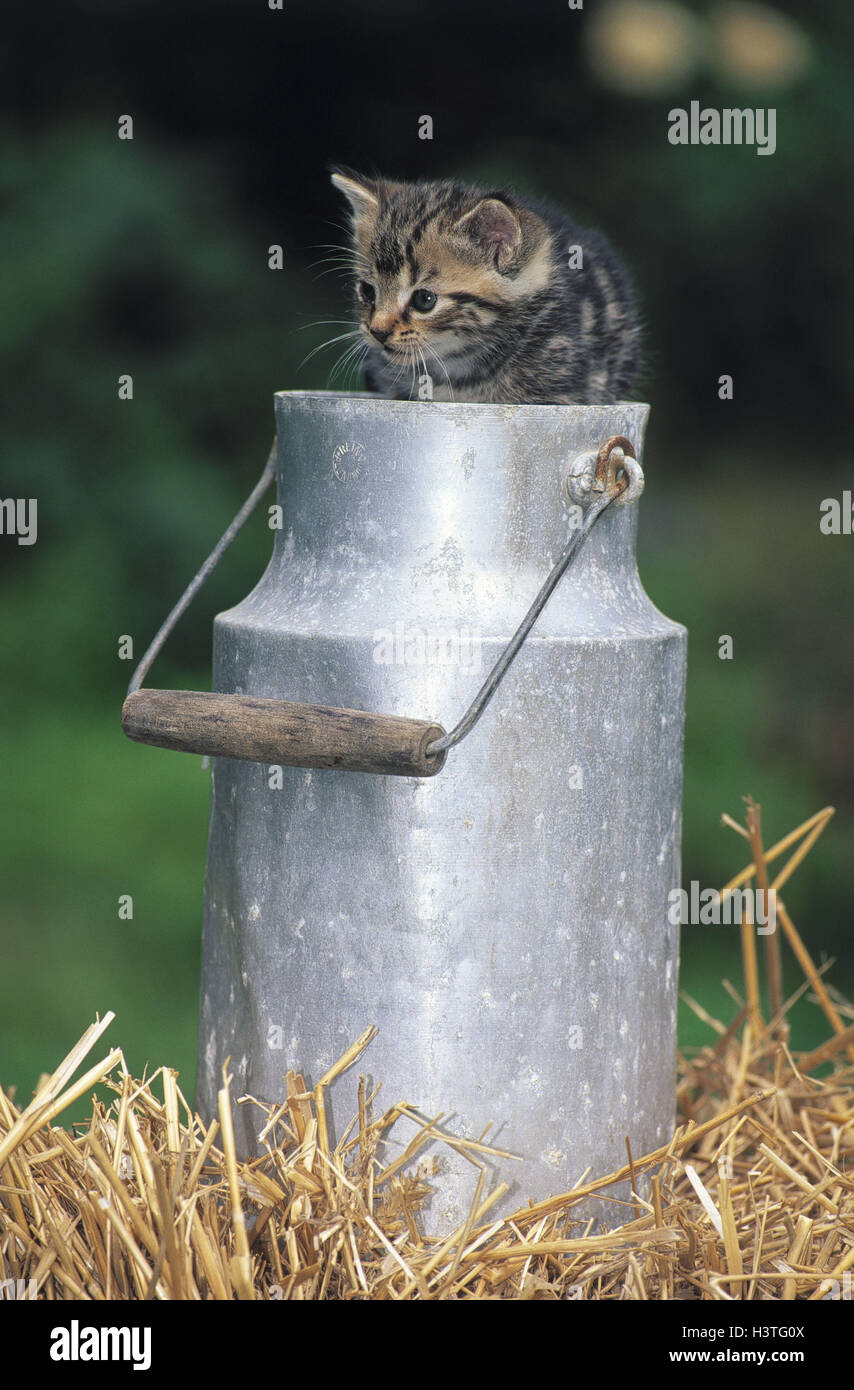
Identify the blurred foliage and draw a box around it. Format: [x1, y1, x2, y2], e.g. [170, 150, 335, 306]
[1, 0, 853, 1097]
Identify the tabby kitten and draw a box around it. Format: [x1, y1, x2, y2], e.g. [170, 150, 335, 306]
[330, 168, 641, 405]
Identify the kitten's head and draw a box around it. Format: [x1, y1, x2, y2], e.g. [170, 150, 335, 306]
[330, 168, 553, 390]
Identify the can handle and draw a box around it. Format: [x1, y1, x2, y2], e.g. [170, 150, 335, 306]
[122, 689, 446, 777]
[122, 434, 641, 777]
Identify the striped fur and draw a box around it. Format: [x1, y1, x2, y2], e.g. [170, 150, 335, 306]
[330, 169, 641, 405]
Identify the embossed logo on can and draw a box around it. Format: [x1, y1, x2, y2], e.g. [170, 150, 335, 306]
[331, 441, 366, 481]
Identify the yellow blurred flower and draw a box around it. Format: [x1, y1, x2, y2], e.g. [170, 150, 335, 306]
[584, 0, 704, 95]
[711, 3, 811, 88]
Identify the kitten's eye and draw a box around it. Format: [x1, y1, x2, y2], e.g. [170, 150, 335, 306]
[358, 281, 376, 305]
[410, 289, 437, 313]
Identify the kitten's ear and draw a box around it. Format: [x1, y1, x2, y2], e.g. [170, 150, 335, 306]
[330, 169, 381, 223]
[453, 198, 522, 272]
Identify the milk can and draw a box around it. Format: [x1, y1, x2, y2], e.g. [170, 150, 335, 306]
[124, 391, 686, 1230]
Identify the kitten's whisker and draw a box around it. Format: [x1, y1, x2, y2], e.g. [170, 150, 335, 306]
[404, 344, 415, 399]
[327, 329, 370, 374]
[299, 329, 363, 370]
[329, 339, 370, 390]
[307, 254, 368, 271]
[405, 342, 419, 397]
[346, 346, 371, 391]
[312, 270, 357, 284]
[326, 344, 360, 386]
[321, 220, 373, 257]
[331, 337, 368, 375]
[297, 319, 358, 331]
[311, 252, 371, 272]
[323, 217, 363, 237]
[411, 345, 422, 399]
[308, 237, 372, 277]
[301, 329, 362, 358]
[421, 339, 455, 402]
[308, 261, 362, 281]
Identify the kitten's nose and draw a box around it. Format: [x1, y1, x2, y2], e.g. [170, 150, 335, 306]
[371, 325, 392, 344]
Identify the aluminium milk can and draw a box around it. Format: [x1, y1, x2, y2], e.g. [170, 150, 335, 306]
[195, 390, 686, 1229]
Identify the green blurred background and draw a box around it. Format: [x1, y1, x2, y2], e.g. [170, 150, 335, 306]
[2, 0, 852, 1101]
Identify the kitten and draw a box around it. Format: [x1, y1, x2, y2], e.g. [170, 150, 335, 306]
[330, 168, 641, 405]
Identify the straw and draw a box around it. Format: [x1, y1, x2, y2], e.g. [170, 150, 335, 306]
[1, 801, 851, 1299]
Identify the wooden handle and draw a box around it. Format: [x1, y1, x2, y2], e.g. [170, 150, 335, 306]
[122, 690, 448, 777]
